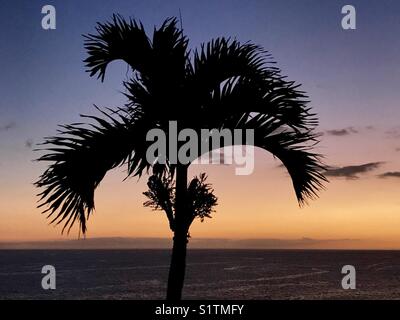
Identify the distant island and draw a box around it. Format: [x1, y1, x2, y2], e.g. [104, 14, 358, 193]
[0, 237, 368, 250]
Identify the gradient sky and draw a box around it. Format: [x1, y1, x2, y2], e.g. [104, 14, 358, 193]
[1, 0, 400, 248]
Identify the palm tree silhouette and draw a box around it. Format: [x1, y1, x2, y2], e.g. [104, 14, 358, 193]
[36, 15, 327, 300]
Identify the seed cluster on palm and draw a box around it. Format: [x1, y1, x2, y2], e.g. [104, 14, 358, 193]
[143, 172, 217, 233]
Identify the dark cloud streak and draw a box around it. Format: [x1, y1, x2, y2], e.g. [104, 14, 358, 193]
[325, 127, 358, 136]
[324, 162, 384, 179]
[378, 172, 400, 179]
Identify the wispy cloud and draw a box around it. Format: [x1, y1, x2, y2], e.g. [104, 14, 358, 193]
[325, 127, 358, 136]
[324, 162, 384, 179]
[385, 126, 400, 138]
[378, 171, 400, 179]
[25, 139, 34, 149]
[0, 121, 16, 132]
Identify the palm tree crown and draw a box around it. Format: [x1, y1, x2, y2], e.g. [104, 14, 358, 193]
[36, 15, 327, 235]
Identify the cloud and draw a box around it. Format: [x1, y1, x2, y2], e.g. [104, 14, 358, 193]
[378, 171, 400, 179]
[396, 147, 400, 152]
[325, 127, 358, 136]
[25, 139, 34, 149]
[0, 121, 16, 132]
[324, 162, 384, 179]
[385, 127, 400, 138]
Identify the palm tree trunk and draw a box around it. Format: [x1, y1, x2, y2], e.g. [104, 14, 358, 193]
[167, 228, 188, 300]
[166, 164, 188, 300]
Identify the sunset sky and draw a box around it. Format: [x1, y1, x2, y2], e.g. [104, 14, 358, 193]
[1, 0, 400, 248]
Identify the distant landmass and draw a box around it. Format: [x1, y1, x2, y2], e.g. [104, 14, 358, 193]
[0, 237, 366, 249]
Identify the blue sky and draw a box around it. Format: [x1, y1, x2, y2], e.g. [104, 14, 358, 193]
[2, 0, 400, 136]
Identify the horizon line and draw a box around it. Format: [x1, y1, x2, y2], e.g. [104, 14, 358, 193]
[2, 236, 400, 250]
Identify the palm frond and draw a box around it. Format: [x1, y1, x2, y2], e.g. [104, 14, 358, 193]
[84, 14, 151, 81]
[151, 17, 189, 79]
[35, 108, 151, 234]
[185, 40, 327, 204]
[185, 38, 314, 132]
[123, 17, 189, 120]
[232, 114, 327, 205]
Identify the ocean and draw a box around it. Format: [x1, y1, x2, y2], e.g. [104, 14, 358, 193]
[1, 250, 400, 299]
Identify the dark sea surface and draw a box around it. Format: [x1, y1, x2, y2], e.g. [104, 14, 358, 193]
[1, 250, 400, 300]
